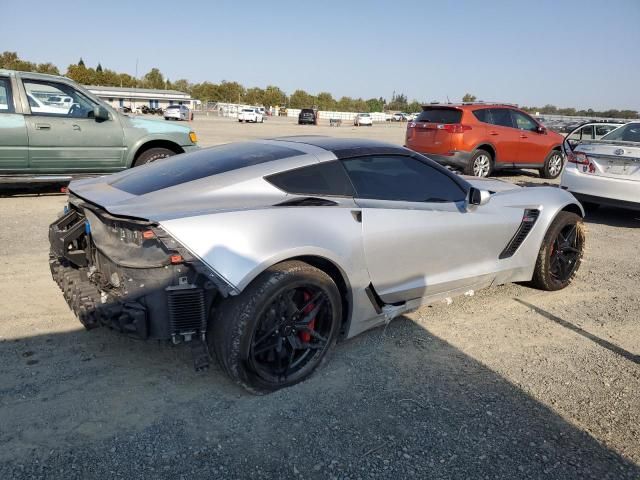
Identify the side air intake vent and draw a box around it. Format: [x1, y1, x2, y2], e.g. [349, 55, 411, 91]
[499, 209, 540, 259]
[167, 287, 206, 340]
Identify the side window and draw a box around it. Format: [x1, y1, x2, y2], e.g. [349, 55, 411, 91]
[22, 79, 95, 118]
[594, 125, 615, 139]
[266, 161, 354, 197]
[0, 77, 15, 113]
[512, 111, 538, 131]
[472, 109, 491, 123]
[488, 108, 515, 128]
[341, 155, 466, 203]
[579, 125, 594, 140]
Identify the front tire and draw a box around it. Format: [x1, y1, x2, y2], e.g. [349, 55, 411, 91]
[134, 147, 176, 167]
[210, 261, 342, 394]
[465, 149, 493, 177]
[530, 211, 585, 291]
[540, 150, 564, 179]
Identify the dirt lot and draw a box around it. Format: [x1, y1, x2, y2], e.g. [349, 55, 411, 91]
[1, 116, 639, 479]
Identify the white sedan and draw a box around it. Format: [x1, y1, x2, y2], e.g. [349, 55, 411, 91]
[238, 108, 264, 123]
[561, 122, 640, 211]
[354, 113, 373, 126]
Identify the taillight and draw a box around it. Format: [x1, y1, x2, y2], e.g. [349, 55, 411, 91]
[437, 123, 472, 133]
[567, 152, 589, 165]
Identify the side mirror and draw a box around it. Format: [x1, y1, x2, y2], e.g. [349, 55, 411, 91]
[469, 187, 491, 206]
[536, 125, 546, 134]
[93, 105, 110, 122]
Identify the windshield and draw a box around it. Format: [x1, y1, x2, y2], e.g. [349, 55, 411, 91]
[242, 108, 254, 112]
[601, 123, 640, 142]
[166, 105, 180, 110]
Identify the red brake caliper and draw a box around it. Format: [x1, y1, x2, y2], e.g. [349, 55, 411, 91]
[299, 291, 315, 343]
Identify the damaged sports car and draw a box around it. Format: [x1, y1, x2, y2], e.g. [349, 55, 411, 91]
[49, 137, 586, 393]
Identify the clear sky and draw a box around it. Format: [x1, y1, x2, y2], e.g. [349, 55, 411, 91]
[2, 0, 638, 110]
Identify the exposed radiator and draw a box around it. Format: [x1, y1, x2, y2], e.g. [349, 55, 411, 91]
[167, 286, 206, 341]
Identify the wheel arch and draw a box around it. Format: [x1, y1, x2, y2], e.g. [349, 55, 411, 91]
[129, 139, 184, 166]
[559, 201, 585, 218]
[474, 143, 496, 161]
[232, 253, 354, 339]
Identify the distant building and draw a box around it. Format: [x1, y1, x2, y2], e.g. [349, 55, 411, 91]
[85, 85, 196, 110]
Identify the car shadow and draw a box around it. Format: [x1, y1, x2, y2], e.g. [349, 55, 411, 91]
[582, 206, 640, 228]
[0, 183, 67, 197]
[1, 316, 637, 478]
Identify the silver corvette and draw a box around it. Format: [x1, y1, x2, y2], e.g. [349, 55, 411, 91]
[49, 137, 586, 393]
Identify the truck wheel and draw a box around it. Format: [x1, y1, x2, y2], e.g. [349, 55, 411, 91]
[530, 211, 585, 291]
[465, 149, 493, 177]
[540, 150, 564, 179]
[210, 260, 341, 394]
[134, 148, 175, 167]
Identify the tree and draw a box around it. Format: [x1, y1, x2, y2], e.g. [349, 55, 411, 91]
[366, 97, 384, 112]
[387, 92, 408, 111]
[289, 89, 312, 108]
[216, 80, 245, 103]
[143, 68, 165, 89]
[65, 64, 96, 85]
[35, 62, 60, 75]
[171, 79, 191, 94]
[407, 100, 422, 113]
[96, 63, 103, 73]
[191, 82, 219, 102]
[244, 87, 265, 105]
[78, 58, 85, 67]
[315, 92, 336, 111]
[462, 93, 477, 102]
[262, 85, 286, 107]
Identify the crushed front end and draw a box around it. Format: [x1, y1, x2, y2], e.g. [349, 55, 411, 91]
[48, 194, 232, 370]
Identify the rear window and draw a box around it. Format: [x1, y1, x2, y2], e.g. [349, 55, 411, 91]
[301, 109, 314, 114]
[110, 142, 304, 195]
[602, 123, 640, 142]
[416, 108, 462, 124]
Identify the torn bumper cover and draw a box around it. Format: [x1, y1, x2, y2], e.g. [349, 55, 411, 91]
[48, 199, 232, 349]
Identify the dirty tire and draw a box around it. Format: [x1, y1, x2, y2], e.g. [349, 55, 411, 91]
[134, 147, 175, 167]
[210, 260, 341, 394]
[464, 149, 493, 177]
[540, 150, 564, 179]
[530, 211, 585, 291]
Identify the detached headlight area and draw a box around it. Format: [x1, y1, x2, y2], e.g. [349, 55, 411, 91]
[48, 199, 231, 370]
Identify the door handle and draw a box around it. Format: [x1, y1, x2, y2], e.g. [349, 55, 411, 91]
[72, 124, 81, 131]
[520, 134, 528, 139]
[35, 123, 51, 130]
[489, 131, 499, 136]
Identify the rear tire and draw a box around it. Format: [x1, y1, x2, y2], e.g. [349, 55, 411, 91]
[210, 261, 341, 394]
[530, 211, 585, 291]
[465, 149, 493, 177]
[133, 147, 176, 167]
[540, 150, 564, 179]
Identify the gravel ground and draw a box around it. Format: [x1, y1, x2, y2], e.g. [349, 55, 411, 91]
[1, 116, 639, 479]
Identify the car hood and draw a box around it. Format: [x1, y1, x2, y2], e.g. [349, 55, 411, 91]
[121, 115, 191, 135]
[462, 176, 521, 193]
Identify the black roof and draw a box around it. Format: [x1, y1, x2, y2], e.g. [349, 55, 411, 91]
[272, 136, 411, 159]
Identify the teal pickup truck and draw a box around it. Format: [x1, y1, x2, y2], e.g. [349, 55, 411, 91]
[0, 69, 199, 183]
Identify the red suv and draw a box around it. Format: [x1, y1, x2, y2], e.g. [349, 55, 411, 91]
[405, 104, 565, 178]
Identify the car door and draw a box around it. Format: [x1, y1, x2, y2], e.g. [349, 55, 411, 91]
[485, 108, 521, 165]
[20, 77, 125, 173]
[0, 75, 29, 171]
[341, 155, 522, 303]
[511, 110, 551, 166]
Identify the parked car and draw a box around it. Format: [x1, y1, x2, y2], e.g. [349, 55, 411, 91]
[561, 122, 640, 211]
[49, 137, 585, 393]
[353, 113, 373, 126]
[298, 108, 316, 125]
[405, 104, 566, 178]
[0, 69, 199, 183]
[565, 121, 624, 149]
[392, 112, 410, 122]
[238, 108, 264, 123]
[164, 104, 191, 121]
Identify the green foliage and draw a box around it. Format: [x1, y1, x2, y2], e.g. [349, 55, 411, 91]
[143, 68, 165, 89]
[0, 51, 60, 75]
[2, 52, 636, 117]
